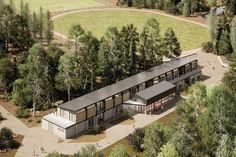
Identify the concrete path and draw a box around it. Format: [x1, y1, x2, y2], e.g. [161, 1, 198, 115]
[0, 106, 28, 136]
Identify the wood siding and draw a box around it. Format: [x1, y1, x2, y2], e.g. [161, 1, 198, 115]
[123, 91, 130, 102]
[105, 98, 113, 110]
[87, 105, 96, 118]
[76, 109, 86, 123]
[115, 95, 122, 106]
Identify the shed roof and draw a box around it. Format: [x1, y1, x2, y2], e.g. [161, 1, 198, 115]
[59, 55, 198, 112]
[135, 81, 176, 101]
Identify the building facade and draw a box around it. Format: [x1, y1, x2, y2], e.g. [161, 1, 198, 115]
[42, 55, 202, 139]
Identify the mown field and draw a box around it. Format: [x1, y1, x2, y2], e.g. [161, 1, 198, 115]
[8, 0, 106, 12]
[54, 10, 209, 51]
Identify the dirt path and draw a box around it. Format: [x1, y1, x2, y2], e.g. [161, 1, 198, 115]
[52, 7, 208, 41]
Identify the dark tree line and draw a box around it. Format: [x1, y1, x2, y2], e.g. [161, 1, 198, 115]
[205, 0, 236, 55]
[118, 0, 209, 16]
[0, 0, 53, 55]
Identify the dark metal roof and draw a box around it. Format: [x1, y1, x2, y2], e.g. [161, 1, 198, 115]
[59, 55, 198, 112]
[170, 68, 202, 84]
[135, 81, 176, 101]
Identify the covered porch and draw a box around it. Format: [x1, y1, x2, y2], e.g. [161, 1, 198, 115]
[124, 81, 176, 114]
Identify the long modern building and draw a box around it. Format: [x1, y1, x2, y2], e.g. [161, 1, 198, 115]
[42, 54, 202, 139]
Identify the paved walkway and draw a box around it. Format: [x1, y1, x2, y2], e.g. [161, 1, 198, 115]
[0, 106, 28, 135]
[3, 106, 175, 157]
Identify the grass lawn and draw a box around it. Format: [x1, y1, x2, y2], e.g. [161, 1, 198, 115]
[109, 115, 136, 125]
[8, 0, 106, 12]
[99, 110, 177, 156]
[54, 10, 209, 51]
[0, 134, 24, 157]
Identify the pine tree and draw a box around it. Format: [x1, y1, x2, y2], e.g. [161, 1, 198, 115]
[139, 18, 163, 70]
[44, 10, 53, 45]
[68, 23, 85, 54]
[38, 7, 44, 42]
[30, 12, 39, 39]
[163, 28, 182, 59]
[120, 24, 139, 76]
[217, 29, 232, 55]
[99, 27, 123, 84]
[183, 0, 191, 17]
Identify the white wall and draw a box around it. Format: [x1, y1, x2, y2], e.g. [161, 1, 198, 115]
[104, 109, 114, 121]
[42, 119, 48, 130]
[53, 125, 66, 139]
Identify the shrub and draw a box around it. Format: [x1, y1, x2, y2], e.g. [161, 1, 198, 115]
[202, 42, 214, 53]
[0, 127, 13, 141]
[128, 128, 145, 151]
[16, 107, 29, 118]
[8, 139, 19, 149]
[0, 127, 18, 150]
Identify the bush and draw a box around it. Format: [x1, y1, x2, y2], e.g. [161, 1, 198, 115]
[16, 107, 29, 118]
[128, 128, 145, 151]
[8, 139, 19, 149]
[202, 42, 214, 53]
[0, 127, 18, 150]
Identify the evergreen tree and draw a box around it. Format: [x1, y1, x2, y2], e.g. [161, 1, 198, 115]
[68, 23, 85, 54]
[120, 24, 139, 76]
[139, 18, 163, 70]
[217, 29, 232, 55]
[77, 32, 99, 92]
[231, 16, 236, 53]
[99, 27, 123, 84]
[21, 2, 30, 25]
[183, 0, 191, 17]
[0, 57, 16, 100]
[31, 11, 39, 39]
[1, 4, 15, 53]
[163, 28, 181, 59]
[10, 14, 34, 50]
[38, 7, 44, 42]
[44, 10, 53, 45]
